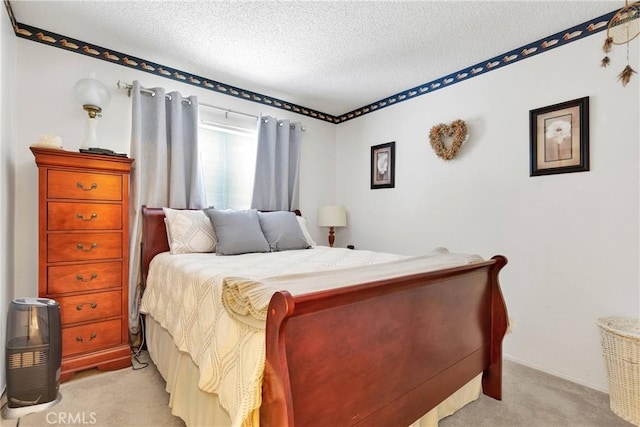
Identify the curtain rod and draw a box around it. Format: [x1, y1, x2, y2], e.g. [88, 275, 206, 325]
[116, 81, 305, 131]
[116, 80, 258, 120]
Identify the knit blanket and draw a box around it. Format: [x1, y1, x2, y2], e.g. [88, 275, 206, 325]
[221, 248, 483, 330]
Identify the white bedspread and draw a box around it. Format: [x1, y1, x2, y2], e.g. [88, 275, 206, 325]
[140, 246, 482, 427]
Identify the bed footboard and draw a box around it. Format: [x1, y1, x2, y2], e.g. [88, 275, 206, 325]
[261, 256, 508, 427]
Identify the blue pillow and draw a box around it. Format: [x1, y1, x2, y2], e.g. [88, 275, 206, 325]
[205, 209, 270, 255]
[258, 211, 311, 252]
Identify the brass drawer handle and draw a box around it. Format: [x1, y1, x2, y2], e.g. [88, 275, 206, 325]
[76, 243, 98, 252]
[76, 212, 98, 221]
[76, 182, 98, 191]
[76, 273, 98, 282]
[76, 302, 98, 311]
[76, 332, 97, 342]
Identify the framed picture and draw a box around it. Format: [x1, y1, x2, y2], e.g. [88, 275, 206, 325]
[529, 97, 589, 176]
[371, 142, 395, 189]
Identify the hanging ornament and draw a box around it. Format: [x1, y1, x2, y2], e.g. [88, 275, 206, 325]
[601, 1, 640, 86]
[618, 65, 637, 85]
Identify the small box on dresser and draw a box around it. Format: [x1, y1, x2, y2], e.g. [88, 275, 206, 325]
[31, 147, 134, 382]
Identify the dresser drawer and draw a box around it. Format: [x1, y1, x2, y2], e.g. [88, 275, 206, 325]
[48, 170, 122, 201]
[48, 233, 122, 262]
[62, 319, 122, 357]
[47, 202, 122, 231]
[58, 291, 121, 325]
[48, 261, 122, 294]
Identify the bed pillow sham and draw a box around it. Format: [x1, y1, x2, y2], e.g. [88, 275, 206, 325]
[205, 209, 270, 255]
[162, 207, 217, 254]
[296, 215, 317, 247]
[258, 211, 311, 252]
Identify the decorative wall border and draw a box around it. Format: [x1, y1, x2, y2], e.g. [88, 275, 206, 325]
[11, 21, 340, 124]
[8, 2, 616, 124]
[338, 10, 616, 123]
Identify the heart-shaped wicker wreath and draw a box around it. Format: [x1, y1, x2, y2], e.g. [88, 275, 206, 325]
[429, 119, 468, 160]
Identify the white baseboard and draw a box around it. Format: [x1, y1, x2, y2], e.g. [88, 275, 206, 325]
[503, 353, 609, 394]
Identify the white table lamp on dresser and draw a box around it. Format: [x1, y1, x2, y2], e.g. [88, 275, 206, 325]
[318, 205, 347, 247]
[73, 73, 111, 150]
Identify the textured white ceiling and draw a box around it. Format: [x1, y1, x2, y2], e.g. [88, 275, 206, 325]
[11, 1, 619, 116]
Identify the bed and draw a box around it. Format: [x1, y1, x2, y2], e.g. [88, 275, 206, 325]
[139, 206, 509, 427]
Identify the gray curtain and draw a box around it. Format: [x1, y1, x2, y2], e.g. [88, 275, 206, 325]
[250, 115, 302, 211]
[128, 80, 206, 333]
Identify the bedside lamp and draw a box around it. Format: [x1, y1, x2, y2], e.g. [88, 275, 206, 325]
[318, 205, 347, 247]
[73, 73, 111, 149]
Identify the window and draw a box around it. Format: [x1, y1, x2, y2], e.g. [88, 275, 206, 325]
[198, 121, 258, 210]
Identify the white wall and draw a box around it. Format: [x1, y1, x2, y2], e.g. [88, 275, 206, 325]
[335, 34, 639, 392]
[0, 9, 17, 391]
[12, 39, 337, 308]
[7, 11, 638, 396]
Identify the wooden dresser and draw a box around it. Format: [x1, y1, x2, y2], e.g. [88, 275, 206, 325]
[31, 147, 134, 382]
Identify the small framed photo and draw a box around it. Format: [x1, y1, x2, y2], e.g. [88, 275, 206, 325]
[371, 142, 395, 189]
[530, 97, 589, 176]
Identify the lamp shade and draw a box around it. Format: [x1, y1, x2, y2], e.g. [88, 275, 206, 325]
[73, 75, 111, 149]
[318, 205, 347, 227]
[73, 77, 111, 110]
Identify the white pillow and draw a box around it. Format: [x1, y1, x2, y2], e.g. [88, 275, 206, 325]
[296, 216, 317, 247]
[162, 208, 217, 254]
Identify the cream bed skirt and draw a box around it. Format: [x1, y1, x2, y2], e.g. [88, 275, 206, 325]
[146, 315, 481, 427]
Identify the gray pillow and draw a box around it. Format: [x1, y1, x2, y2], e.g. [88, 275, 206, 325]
[205, 209, 270, 255]
[258, 211, 311, 252]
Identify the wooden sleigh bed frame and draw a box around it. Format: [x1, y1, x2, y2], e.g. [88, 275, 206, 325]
[140, 206, 509, 427]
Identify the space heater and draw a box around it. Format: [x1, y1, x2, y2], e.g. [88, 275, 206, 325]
[2, 298, 62, 419]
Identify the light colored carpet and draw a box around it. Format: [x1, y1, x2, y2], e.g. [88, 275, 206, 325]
[6, 354, 634, 427]
[13, 353, 184, 427]
[440, 360, 634, 427]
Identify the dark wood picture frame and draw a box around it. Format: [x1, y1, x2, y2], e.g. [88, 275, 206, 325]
[530, 96, 589, 176]
[371, 141, 395, 189]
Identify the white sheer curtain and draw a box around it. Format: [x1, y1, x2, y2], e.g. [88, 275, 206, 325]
[250, 115, 302, 211]
[128, 80, 206, 334]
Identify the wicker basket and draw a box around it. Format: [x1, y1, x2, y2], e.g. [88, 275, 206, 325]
[597, 316, 640, 426]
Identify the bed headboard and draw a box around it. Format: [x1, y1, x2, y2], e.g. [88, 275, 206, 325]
[140, 205, 302, 288]
[141, 206, 170, 287]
